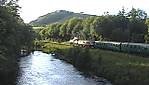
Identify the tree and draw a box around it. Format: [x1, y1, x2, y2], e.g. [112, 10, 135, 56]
[0, 1, 34, 84]
[59, 21, 69, 41]
[127, 8, 147, 20]
[145, 19, 149, 31]
[82, 16, 97, 40]
[37, 8, 148, 43]
[46, 23, 60, 41]
[127, 8, 148, 42]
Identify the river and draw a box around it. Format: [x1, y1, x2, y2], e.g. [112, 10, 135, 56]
[16, 51, 111, 85]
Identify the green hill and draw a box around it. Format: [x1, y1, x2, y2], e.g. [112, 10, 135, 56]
[29, 10, 93, 26]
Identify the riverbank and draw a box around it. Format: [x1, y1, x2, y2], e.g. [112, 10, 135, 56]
[17, 51, 105, 85]
[36, 41, 149, 85]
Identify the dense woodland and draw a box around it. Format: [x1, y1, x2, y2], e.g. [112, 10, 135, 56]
[0, 0, 34, 84]
[36, 8, 149, 43]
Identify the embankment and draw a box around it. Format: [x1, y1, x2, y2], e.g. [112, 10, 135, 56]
[37, 41, 149, 85]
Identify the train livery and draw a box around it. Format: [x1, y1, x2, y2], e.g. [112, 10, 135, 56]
[69, 37, 149, 55]
[69, 37, 94, 47]
[95, 41, 149, 55]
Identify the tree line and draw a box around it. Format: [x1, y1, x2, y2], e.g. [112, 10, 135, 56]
[37, 8, 149, 43]
[0, 0, 34, 84]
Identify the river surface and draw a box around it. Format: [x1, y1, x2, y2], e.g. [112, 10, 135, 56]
[16, 51, 110, 85]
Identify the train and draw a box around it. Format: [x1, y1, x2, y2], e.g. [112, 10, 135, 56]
[69, 37, 149, 55]
[95, 41, 149, 55]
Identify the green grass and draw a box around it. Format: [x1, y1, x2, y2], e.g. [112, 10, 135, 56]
[37, 40, 149, 85]
[90, 49, 149, 85]
[32, 26, 44, 29]
[35, 40, 72, 53]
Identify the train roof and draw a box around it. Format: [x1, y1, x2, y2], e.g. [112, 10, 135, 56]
[95, 41, 149, 47]
[95, 41, 121, 44]
[122, 42, 149, 47]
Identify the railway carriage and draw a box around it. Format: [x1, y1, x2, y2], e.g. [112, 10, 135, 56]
[121, 43, 149, 55]
[120, 42, 130, 52]
[95, 41, 121, 51]
[95, 41, 149, 55]
[70, 37, 149, 55]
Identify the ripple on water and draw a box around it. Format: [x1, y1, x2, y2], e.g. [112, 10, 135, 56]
[16, 51, 111, 85]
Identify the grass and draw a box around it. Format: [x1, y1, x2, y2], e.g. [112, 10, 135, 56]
[90, 49, 149, 85]
[32, 26, 44, 29]
[36, 40, 149, 85]
[35, 40, 72, 53]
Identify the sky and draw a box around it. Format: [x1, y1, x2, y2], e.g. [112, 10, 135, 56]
[18, 0, 149, 23]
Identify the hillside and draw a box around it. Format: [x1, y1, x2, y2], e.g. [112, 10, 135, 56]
[29, 10, 92, 26]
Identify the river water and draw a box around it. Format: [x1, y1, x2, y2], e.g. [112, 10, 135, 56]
[16, 51, 110, 85]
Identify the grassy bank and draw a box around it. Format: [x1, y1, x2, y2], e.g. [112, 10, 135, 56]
[37, 41, 149, 85]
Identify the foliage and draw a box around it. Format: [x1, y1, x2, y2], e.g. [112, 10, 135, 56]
[145, 19, 149, 43]
[29, 10, 90, 26]
[144, 33, 149, 43]
[37, 8, 148, 43]
[0, 0, 34, 84]
[40, 41, 149, 85]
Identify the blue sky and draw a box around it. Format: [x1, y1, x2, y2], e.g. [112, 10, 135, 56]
[18, 0, 149, 23]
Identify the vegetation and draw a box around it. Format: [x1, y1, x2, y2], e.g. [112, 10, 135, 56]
[36, 8, 148, 43]
[0, 0, 34, 84]
[32, 7, 149, 85]
[29, 10, 90, 26]
[38, 41, 149, 85]
[0, 0, 149, 84]
[35, 40, 72, 53]
[145, 18, 149, 43]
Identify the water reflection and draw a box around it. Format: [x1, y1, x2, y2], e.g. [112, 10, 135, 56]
[16, 51, 107, 85]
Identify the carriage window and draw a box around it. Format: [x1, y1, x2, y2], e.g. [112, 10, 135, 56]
[129, 45, 132, 48]
[133, 45, 136, 48]
[134, 45, 136, 48]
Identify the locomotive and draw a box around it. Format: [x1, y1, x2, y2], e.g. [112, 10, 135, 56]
[69, 37, 94, 47]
